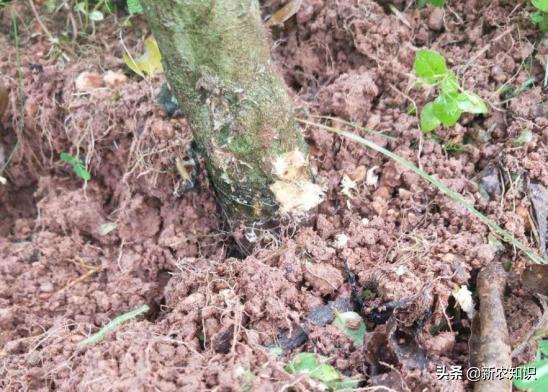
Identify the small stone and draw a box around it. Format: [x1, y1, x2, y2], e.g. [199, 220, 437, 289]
[428, 8, 445, 31]
[303, 262, 344, 296]
[4, 339, 24, 354]
[39, 281, 54, 293]
[350, 165, 367, 183]
[75, 71, 103, 91]
[277, 324, 308, 350]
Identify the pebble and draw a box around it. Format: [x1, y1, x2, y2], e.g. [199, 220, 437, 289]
[39, 281, 54, 293]
[428, 8, 445, 31]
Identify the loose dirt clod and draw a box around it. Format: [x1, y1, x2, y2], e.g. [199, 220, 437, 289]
[0, 1, 546, 390]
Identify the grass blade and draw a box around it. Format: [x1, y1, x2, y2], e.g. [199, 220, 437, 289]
[79, 304, 149, 348]
[298, 118, 546, 265]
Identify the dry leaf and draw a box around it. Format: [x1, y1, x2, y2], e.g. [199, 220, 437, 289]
[123, 37, 163, 78]
[266, 0, 302, 27]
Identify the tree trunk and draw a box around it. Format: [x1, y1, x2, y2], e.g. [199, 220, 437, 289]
[141, 0, 322, 248]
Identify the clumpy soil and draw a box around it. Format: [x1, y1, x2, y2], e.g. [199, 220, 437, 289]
[1, 1, 546, 391]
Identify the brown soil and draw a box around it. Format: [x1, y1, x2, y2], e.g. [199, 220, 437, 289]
[1, 1, 546, 391]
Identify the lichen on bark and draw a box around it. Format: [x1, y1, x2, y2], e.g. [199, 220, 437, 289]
[141, 0, 323, 245]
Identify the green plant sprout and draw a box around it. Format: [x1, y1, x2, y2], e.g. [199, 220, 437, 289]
[284, 352, 361, 390]
[414, 49, 488, 132]
[513, 339, 548, 391]
[531, 0, 548, 31]
[60, 152, 91, 181]
[127, 0, 143, 15]
[417, 0, 445, 8]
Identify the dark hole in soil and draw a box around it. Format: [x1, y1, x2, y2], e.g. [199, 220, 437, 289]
[145, 269, 172, 322]
[0, 182, 38, 236]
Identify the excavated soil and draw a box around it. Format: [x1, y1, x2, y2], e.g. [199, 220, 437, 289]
[0, 1, 546, 391]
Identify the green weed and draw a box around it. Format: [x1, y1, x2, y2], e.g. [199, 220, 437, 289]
[79, 304, 149, 347]
[417, 0, 445, 8]
[531, 0, 548, 31]
[126, 0, 143, 15]
[285, 352, 361, 390]
[414, 49, 488, 132]
[60, 152, 91, 181]
[514, 340, 548, 391]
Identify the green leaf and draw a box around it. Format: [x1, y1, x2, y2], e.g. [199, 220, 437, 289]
[420, 102, 441, 132]
[88, 10, 104, 21]
[333, 311, 366, 347]
[417, 0, 445, 7]
[540, 340, 548, 357]
[415, 49, 447, 84]
[99, 222, 117, 236]
[531, 10, 548, 31]
[127, 0, 143, 15]
[456, 92, 488, 114]
[513, 358, 548, 391]
[46, 0, 57, 12]
[432, 94, 461, 126]
[514, 128, 533, 145]
[60, 152, 91, 181]
[532, 0, 548, 13]
[268, 346, 283, 357]
[123, 37, 163, 78]
[74, 2, 86, 13]
[104, 0, 115, 13]
[285, 353, 360, 390]
[439, 72, 459, 95]
[285, 353, 335, 381]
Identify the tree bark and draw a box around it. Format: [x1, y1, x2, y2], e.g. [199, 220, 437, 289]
[141, 0, 322, 247]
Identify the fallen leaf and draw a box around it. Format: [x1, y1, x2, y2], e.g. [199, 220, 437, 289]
[266, 0, 302, 27]
[123, 37, 163, 78]
[99, 222, 117, 236]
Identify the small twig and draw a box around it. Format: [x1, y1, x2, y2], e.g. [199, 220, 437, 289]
[53, 267, 100, 297]
[28, 0, 55, 42]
